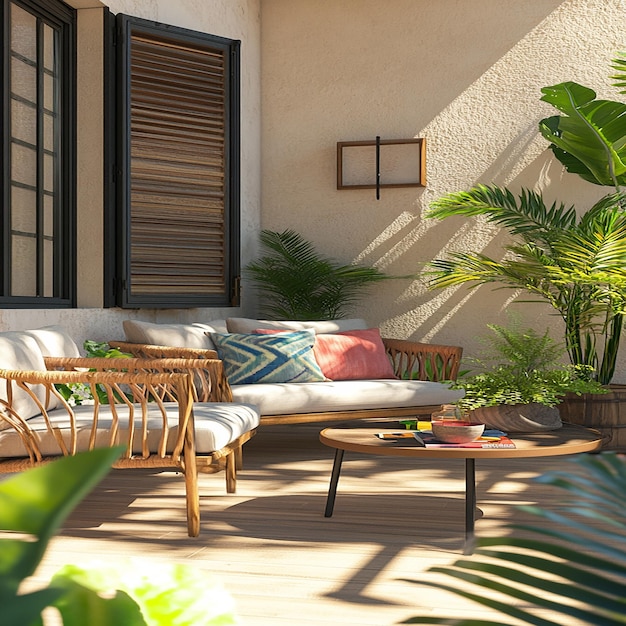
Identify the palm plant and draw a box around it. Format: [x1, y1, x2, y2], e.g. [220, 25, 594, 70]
[402, 452, 626, 625]
[427, 187, 626, 385]
[426, 52, 626, 385]
[245, 229, 393, 320]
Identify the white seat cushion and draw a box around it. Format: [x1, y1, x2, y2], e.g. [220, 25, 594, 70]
[0, 402, 260, 458]
[231, 379, 463, 415]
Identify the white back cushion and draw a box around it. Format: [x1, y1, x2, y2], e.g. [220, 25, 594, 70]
[0, 332, 49, 421]
[123, 319, 227, 350]
[226, 317, 368, 335]
[25, 325, 81, 358]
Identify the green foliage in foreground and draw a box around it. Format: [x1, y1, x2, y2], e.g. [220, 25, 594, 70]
[401, 452, 626, 624]
[1, 449, 236, 625]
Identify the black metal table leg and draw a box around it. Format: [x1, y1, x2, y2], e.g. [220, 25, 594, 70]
[324, 448, 345, 517]
[465, 457, 476, 542]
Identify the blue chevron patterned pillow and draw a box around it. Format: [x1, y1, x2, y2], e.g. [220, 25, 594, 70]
[210, 330, 327, 384]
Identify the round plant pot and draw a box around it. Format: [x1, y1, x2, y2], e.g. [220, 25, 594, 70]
[558, 384, 626, 451]
[469, 403, 562, 433]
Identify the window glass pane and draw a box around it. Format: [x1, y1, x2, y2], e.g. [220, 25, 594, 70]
[10, 4, 36, 60]
[11, 143, 37, 187]
[11, 187, 37, 232]
[43, 24, 55, 71]
[11, 56, 37, 103]
[11, 98, 36, 145]
[11, 235, 37, 296]
[43, 111, 54, 151]
[44, 153, 55, 192]
[44, 195, 54, 237]
[43, 72, 55, 111]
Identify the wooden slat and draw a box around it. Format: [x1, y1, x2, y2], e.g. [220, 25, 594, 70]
[128, 32, 227, 296]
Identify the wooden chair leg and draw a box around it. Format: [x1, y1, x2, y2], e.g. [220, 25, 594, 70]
[234, 445, 243, 471]
[225, 451, 237, 493]
[183, 424, 200, 537]
[184, 465, 200, 537]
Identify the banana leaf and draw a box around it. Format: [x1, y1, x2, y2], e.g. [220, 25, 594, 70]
[539, 81, 626, 188]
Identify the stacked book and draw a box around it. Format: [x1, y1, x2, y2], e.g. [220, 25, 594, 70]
[376, 429, 516, 448]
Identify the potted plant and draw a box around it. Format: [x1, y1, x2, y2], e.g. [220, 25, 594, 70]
[426, 52, 626, 446]
[448, 323, 604, 432]
[245, 229, 395, 320]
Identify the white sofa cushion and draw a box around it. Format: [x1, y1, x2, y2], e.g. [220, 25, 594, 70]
[0, 402, 260, 458]
[123, 319, 227, 350]
[25, 325, 81, 358]
[230, 379, 464, 416]
[0, 332, 51, 422]
[226, 317, 368, 334]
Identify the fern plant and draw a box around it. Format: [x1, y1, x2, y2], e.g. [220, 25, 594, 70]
[451, 323, 605, 411]
[245, 229, 393, 320]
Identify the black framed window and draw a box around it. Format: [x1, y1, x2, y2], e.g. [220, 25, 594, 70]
[1, 0, 75, 307]
[111, 14, 241, 308]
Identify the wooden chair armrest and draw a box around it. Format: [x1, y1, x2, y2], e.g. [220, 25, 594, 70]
[0, 367, 195, 462]
[109, 341, 218, 360]
[44, 356, 233, 403]
[382, 337, 463, 381]
[1, 365, 187, 384]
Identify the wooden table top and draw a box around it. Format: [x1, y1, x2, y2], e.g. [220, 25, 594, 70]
[319, 423, 602, 459]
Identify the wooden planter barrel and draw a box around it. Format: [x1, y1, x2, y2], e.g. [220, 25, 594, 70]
[558, 385, 626, 451]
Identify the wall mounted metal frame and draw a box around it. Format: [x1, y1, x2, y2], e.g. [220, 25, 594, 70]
[337, 138, 426, 195]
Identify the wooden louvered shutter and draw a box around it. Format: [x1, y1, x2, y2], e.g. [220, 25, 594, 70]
[115, 15, 240, 308]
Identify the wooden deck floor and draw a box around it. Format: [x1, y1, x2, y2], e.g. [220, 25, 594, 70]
[28, 422, 600, 625]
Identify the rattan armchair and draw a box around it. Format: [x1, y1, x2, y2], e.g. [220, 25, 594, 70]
[0, 356, 259, 537]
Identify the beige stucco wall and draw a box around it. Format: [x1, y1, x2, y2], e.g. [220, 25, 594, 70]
[0, 0, 261, 347]
[260, 0, 626, 379]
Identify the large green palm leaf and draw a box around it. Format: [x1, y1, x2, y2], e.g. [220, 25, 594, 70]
[427, 184, 577, 240]
[402, 453, 626, 625]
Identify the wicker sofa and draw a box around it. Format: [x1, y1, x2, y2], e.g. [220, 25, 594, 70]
[112, 317, 464, 425]
[0, 326, 260, 536]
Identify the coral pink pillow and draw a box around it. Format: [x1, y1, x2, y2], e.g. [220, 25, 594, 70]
[313, 329, 397, 380]
[256, 327, 397, 380]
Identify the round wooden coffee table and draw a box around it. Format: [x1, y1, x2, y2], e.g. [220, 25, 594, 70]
[320, 423, 601, 544]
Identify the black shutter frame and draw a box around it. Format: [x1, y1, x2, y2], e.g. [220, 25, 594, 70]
[114, 13, 241, 309]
